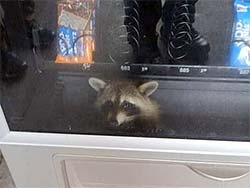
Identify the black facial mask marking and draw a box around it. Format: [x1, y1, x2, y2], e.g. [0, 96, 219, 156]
[120, 100, 140, 116]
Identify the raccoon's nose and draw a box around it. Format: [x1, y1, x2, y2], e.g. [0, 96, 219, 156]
[110, 120, 119, 127]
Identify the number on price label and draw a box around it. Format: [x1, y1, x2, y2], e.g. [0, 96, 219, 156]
[121, 65, 131, 72]
[141, 66, 149, 72]
[179, 67, 190, 73]
[239, 69, 250, 75]
[200, 69, 208, 73]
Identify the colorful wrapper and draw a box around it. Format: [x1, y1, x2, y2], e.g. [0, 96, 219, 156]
[230, 0, 250, 67]
[56, 0, 95, 64]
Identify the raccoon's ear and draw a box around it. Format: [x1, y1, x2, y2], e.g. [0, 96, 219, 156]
[88, 77, 107, 92]
[138, 81, 159, 96]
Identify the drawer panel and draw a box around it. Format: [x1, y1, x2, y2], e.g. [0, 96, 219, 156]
[55, 155, 221, 188]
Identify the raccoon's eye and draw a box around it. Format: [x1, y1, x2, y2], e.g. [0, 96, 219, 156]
[101, 100, 114, 111]
[121, 101, 136, 111]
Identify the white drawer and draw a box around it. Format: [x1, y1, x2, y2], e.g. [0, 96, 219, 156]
[54, 155, 250, 188]
[54, 155, 224, 188]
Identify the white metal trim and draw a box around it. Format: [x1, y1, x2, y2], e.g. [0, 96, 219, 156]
[0, 106, 10, 140]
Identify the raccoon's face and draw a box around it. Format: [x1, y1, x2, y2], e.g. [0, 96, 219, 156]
[89, 77, 159, 128]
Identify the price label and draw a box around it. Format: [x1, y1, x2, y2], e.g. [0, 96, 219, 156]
[141, 66, 149, 72]
[200, 68, 208, 73]
[239, 69, 250, 75]
[179, 67, 190, 73]
[81, 63, 91, 71]
[121, 65, 131, 72]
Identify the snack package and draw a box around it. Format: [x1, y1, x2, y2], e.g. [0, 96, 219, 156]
[230, 0, 250, 67]
[56, 0, 95, 64]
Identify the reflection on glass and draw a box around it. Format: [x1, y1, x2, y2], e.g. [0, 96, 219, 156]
[0, 0, 250, 141]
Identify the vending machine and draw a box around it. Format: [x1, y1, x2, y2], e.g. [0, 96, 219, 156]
[0, 0, 250, 188]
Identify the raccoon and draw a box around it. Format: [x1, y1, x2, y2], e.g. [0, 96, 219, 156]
[89, 77, 160, 132]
